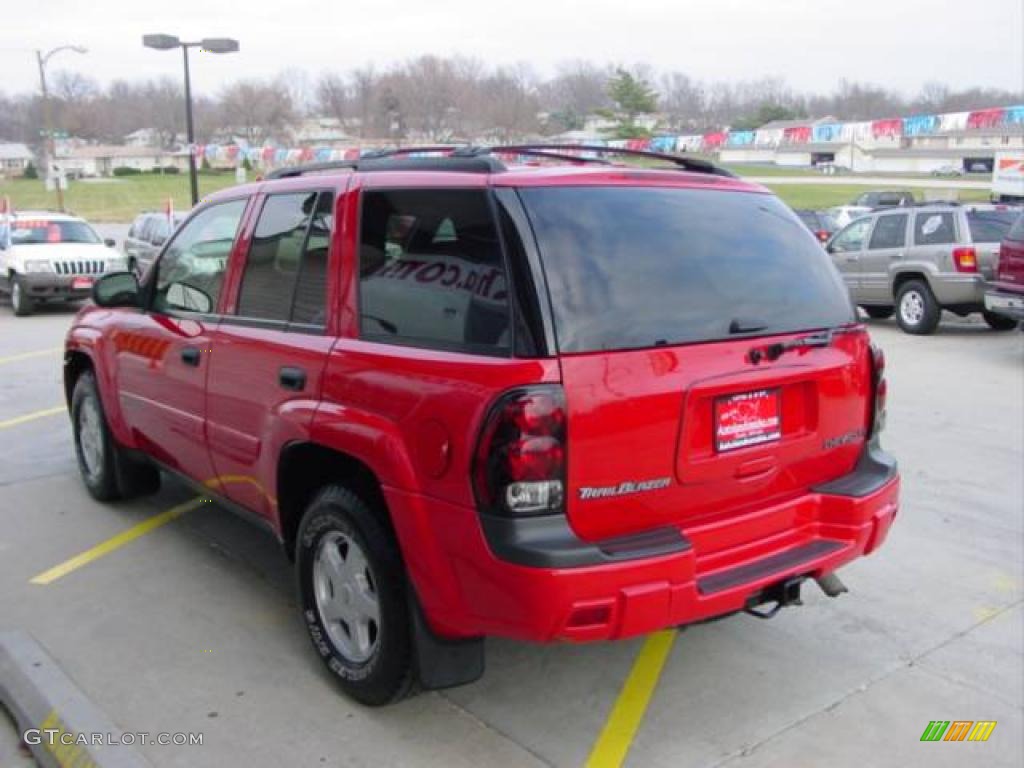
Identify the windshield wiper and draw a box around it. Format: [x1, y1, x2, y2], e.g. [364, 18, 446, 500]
[748, 325, 858, 364]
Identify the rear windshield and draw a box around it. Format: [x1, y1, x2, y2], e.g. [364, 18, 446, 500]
[968, 209, 1021, 243]
[519, 187, 854, 353]
[10, 219, 100, 245]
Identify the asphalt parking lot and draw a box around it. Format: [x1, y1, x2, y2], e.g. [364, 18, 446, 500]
[0, 302, 1021, 768]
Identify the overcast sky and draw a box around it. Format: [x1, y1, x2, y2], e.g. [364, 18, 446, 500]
[3, 0, 1022, 99]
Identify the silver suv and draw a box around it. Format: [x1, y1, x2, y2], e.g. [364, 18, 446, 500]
[826, 203, 1022, 334]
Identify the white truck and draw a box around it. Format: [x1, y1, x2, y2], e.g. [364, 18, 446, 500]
[992, 151, 1024, 203]
[0, 211, 128, 316]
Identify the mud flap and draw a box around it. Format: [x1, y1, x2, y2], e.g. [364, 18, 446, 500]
[410, 596, 485, 691]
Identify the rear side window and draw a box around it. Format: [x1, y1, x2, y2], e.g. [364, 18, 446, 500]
[358, 189, 510, 354]
[914, 212, 956, 245]
[868, 214, 908, 249]
[519, 187, 854, 353]
[967, 210, 1020, 243]
[236, 191, 332, 327]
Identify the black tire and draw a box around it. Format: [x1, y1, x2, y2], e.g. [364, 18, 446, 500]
[862, 306, 895, 320]
[11, 276, 34, 317]
[982, 311, 1018, 331]
[895, 280, 941, 335]
[296, 486, 413, 706]
[71, 371, 160, 501]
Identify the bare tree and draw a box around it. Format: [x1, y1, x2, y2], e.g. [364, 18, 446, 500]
[219, 79, 295, 144]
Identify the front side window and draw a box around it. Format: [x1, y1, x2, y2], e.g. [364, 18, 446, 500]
[235, 191, 332, 327]
[153, 199, 247, 314]
[914, 211, 956, 245]
[831, 217, 873, 253]
[868, 214, 908, 249]
[358, 189, 510, 354]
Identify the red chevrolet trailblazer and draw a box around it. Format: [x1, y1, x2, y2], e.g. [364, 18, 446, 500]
[64, 145, 899, 705]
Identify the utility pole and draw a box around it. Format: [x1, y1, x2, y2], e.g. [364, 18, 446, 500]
[36, 50, 63, 211]
[34, 45, 87, 212]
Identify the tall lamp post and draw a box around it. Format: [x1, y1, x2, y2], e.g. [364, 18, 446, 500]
[143, 34, 239, 206]
[36, 45, 87, 212]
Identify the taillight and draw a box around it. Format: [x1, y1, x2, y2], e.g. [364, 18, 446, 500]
[473, 386, 567, 516]
[952, 247, 977, 273]
[817, 230, 829, 243]
[869, 344, 887, 436]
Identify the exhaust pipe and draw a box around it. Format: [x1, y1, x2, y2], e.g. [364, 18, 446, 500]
[815, 572, 848, 598]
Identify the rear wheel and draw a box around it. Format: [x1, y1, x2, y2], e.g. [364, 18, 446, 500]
[862, 306, 894, 320]
[296, 486, 413, 706]
[982, 311, 1018, 331]
[11, 276, 34, 317]
[896, 280, 940, 335]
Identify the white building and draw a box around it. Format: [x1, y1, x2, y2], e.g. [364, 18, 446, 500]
[58, 145, 191, 177]
[0, 143, 35, 177]
[720, 119, 1024, 174]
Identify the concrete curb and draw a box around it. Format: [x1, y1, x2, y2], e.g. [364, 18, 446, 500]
[0, 630, 151, 768]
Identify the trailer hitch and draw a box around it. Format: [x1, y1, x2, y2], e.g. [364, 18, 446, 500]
[744, 576, 805, 619]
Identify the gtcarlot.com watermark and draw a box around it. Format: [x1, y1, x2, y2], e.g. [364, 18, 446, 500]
[25, 728, 203, 747]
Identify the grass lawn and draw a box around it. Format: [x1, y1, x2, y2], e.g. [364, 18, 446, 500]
[722, 163, 820, 177]
[764, 183, 989, 209]
[0, 174, 240, 222]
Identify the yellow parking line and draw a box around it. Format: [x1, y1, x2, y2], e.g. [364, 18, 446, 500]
[585, 630, 678, 768]
[0, 405, 65, 430]
[30, 497, 205, 585]
[0, 347, 61, 365]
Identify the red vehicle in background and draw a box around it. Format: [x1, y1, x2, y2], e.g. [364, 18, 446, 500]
[984, 211, 1024, 327]
[64, 146, 899, 706]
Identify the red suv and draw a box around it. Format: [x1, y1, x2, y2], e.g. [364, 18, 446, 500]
[64, 146, 899, 705]
[984, 211, 1024, 326]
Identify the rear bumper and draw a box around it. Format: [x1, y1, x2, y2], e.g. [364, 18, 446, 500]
[984, 288, 1024, 321]
[389, 444, 900, 643]
[932, 274, 986, 307]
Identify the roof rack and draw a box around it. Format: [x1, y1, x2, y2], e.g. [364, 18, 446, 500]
[262, 143, 733, 179]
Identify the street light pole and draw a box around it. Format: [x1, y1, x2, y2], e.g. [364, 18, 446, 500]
[144, 35, 239, 208]
[182, 45, 198, 205]
[35, 45, 87, 212]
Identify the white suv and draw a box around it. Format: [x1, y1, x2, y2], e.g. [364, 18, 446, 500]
[0, 211, 128, 316]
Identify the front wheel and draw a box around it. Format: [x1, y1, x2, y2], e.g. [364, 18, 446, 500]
[896, 280, 941, 335]
[11, 276, 34, 317]
[982, 311, 1018, 331]
[296, 486, 413, 706]
[71, 371, 160, 500]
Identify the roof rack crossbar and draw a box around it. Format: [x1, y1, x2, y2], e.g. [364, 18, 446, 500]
[453, 145, 612, 166]
[264, 161, 358, 179]
[488, 144, 735, 177]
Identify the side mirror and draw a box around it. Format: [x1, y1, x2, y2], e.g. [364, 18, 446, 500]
[92, 271, 140, 308]
[104, 238, 116, 248]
